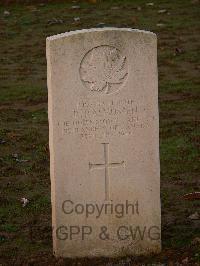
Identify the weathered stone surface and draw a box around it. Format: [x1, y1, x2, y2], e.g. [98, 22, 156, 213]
[47, 28, 161, 258]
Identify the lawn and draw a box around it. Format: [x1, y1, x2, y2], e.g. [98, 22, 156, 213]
[0, 0, 199, 265]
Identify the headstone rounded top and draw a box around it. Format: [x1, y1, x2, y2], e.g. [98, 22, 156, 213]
[46, 27, 156, 42]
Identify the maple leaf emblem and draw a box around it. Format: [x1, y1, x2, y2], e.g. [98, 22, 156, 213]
[80, 46, 128, 94]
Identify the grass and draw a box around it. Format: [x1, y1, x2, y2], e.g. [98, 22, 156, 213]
[0, 0, 200, 265]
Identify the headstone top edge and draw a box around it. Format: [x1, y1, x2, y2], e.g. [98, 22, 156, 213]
[46, 27, 156, 42]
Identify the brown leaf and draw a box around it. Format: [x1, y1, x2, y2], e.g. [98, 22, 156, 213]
[182, 192, 200, 200]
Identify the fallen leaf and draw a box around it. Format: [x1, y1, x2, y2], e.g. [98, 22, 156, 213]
[12, 153, 18, 159]
[96, 22, 106, 27]
[188, 212, 199, 220]
[111, 6, 119, 10]
[182, 192, 200, 200]
[146, 2, 154, 6]
[4, 10, 10, 16]
[158, 9, 167, 13]
[191, 237, 200, 245]
[174, 47, 184, 55]
[156, 23, 165, 27]
[182, 257, 189, 265]
[20, 197, 29, 207]
[71, 5, 80, 9]
[73, 17, 80, 22]
[47, 18, 63, 25]
[16, 158, 29, 163]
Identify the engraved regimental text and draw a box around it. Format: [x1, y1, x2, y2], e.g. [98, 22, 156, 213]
[63, 99, 154, 139]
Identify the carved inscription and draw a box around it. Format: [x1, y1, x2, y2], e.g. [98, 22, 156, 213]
[80, 45, 128, 94]
[89, 143, 125, 201]
[63, 98, 153, 139]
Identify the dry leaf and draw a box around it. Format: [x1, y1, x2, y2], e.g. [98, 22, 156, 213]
[182, 192, 200, 200]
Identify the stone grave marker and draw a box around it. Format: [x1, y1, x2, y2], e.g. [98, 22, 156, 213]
[47, 28, 161, 257]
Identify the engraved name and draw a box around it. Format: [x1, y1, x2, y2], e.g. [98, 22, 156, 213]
[63, 98, 153, 139]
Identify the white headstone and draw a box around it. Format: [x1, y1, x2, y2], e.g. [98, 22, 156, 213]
[47, 28, 161, 258]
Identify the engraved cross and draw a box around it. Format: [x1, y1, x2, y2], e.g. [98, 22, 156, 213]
[89, 143, 125, 201]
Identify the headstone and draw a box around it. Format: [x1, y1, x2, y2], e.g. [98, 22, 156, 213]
[47, 28, 161, 258]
